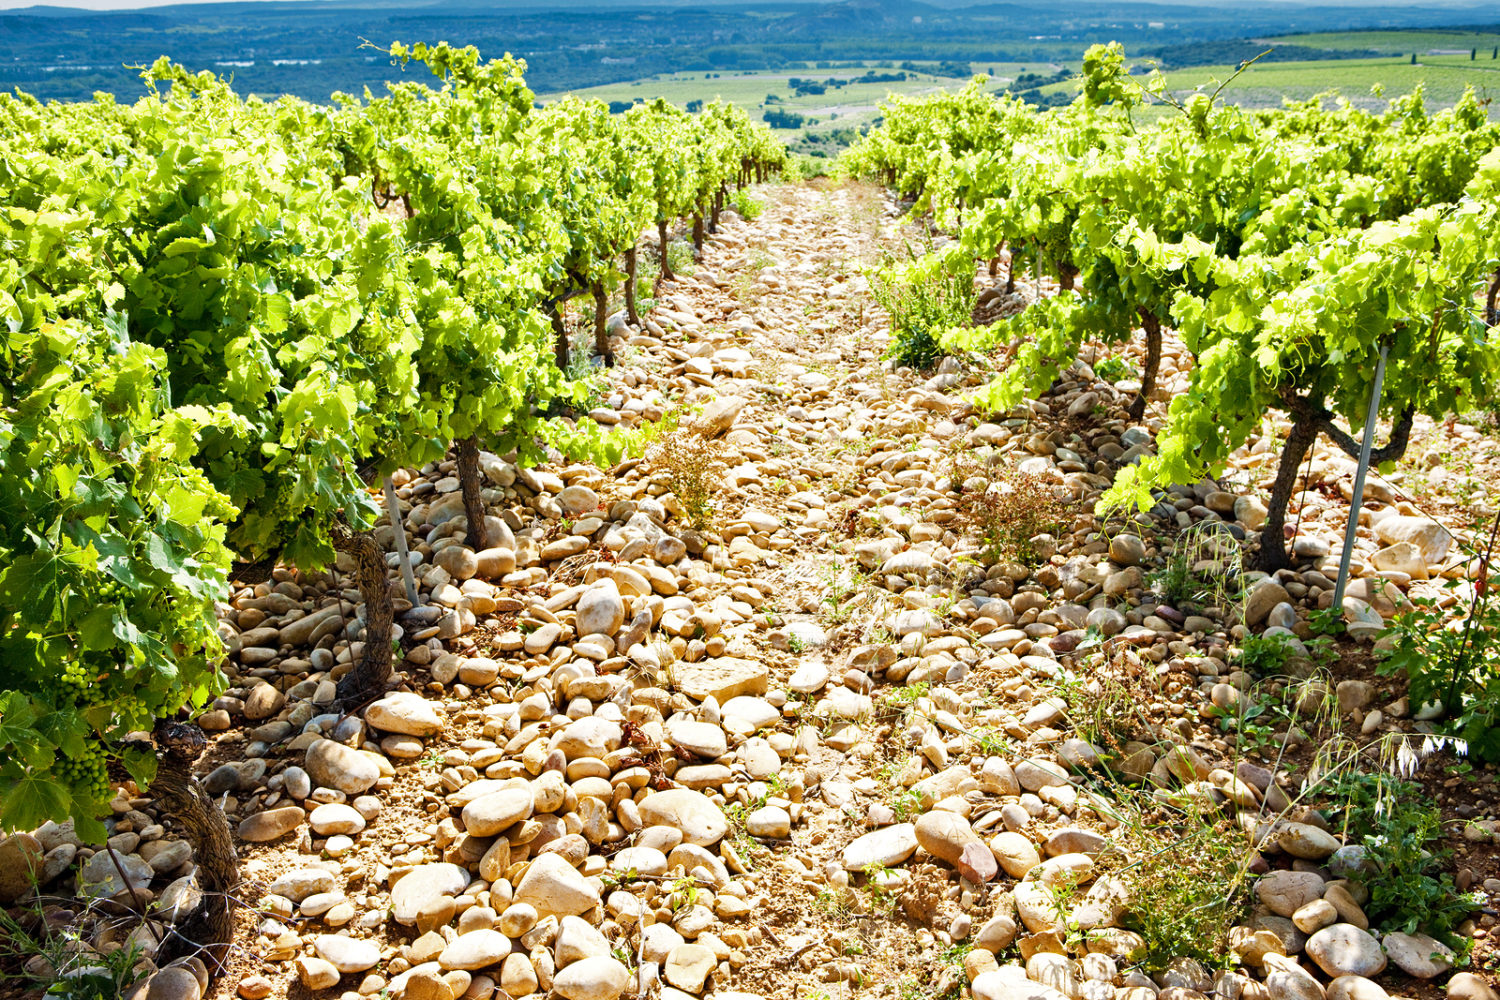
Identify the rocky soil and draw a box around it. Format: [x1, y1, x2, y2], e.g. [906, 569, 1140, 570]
[1, 181, 1498, 1000]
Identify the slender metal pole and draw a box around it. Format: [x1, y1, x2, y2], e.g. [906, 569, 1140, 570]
[1332, 345, 1389, 611]
[384, 475, 421, 607]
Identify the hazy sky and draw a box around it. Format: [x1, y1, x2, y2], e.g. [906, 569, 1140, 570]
[0, 0, 323, 9]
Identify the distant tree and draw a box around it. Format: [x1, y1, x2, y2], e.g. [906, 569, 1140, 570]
[686, 99, 703, 112]
[1411, 53, 1417, 64]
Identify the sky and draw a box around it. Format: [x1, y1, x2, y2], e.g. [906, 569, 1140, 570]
[0, 0, 292, 8]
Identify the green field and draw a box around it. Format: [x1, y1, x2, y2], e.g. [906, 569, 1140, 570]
[540, 62, 1052, 145]
[544, 34, 1500, 152]
[1035, 54, 1500, 118]
[1271, 28, 1500, 55]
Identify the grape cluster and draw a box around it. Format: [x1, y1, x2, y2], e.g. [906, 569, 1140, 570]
[59, 659, 91, 702]
[55, 743, 111, 805]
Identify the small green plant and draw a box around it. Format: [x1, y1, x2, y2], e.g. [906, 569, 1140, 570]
[1151, 520, 1243, 611]
[731, 188, 765, 220]
[1237, 632, 1297, 674]
[666, 237, 696, 277]
[888, 786, 923, 823]
[1308, 605, 1347, 637]
[887, 681, 930, 706]
[1314, 769, 1481, 950]
[600, 867, 640, 892]
[1206, 690, 1288, 758]
[786, 634, 807, 654]
[1091, 355, 1136, 383]
[869, 245, 976, 371]
[416, 748, 447, 771]
[1378, 517, 1500, 761]
[0, 904, 147, 1000]
[667, 875, 701, 911]
[1106, 795, 1254, 972]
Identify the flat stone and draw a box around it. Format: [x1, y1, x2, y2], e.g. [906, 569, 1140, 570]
[672, 657, 767, 702]
[1374, 515, 1451, 565]
[305, 739, 381, 795]
[639, 789, 728, 846]
[971, 968, 1070, 1000]
[0, 834, 43, 904]
[314, 933, 381, 973]
[1447, 973, 1500, 1000]
[438, 929, 512, 970]
[915, 810, 981, 866]
[1255, 870, 1325, 917]
[553, 956, 630, 1000]
[238, 807, 306, 842]
[842, 824, 918, 870]
[79, 850, 152, 898]
[1381, 931, 1454, 978]
[664, 943, 717, 992]
[989, 832, 1041, 879]
[366, 693, 444, 738]
[462, 788, 535, 838]
[1305, 924, 1385, 978]
[392, 864, 469, 926]
[576, 581, 626, 638]
[268, 868, 337, 902]
[309, 803, 367, 836]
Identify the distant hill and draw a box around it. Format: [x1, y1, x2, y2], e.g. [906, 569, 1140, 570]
[2, 0, 1498, 103]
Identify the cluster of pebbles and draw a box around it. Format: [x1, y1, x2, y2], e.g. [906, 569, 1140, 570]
[1, 183, 1496, 1000]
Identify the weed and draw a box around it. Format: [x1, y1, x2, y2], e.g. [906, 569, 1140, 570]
[787, 634, 808, 654]
[416, 748, 446, 771]
[1314, 769, 1482, 950]
[1100, 791, 1255, 972]
[819, 563, 866, 625]
[667, 875, 701, 911]
[645, 428, 725, 532]
[888, 786, 924, 823]
[1206, 689, 1291, 758]
[600, 867, 640, 892]
[1378, 512, 1500, 761]
[0, 903, 147, 1000]
[1150, 520, 1244, 612]
[869, 244, 976, 371]
[951, 461, 1073, 565]
[667, 238, 696, 277]
[1237, 633, 1298, 674]
[1091, 355, 1136, 383]
[887, 682, 930, 707]
[731, 188, 765, 221]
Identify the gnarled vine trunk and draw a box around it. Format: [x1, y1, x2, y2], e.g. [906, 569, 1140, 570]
[549, 302, 568, 372]
[592, 282, 613, 365]
[692, 214, 705, 256]
[1487, 267, 1500, 326]
[333, 528, 393, 705]
[1256, 395, 1417, 572]
[1004, 250, 1017, 295]
[456, 435, 488, 552]
[624, 247, 640, 327]
[658, 220, 674, 282]
[150, 723, 237, 976]
[710, 189, 722, 232]
[1128, 311, 1162, 422]
[1256, 417, 1320, 573]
